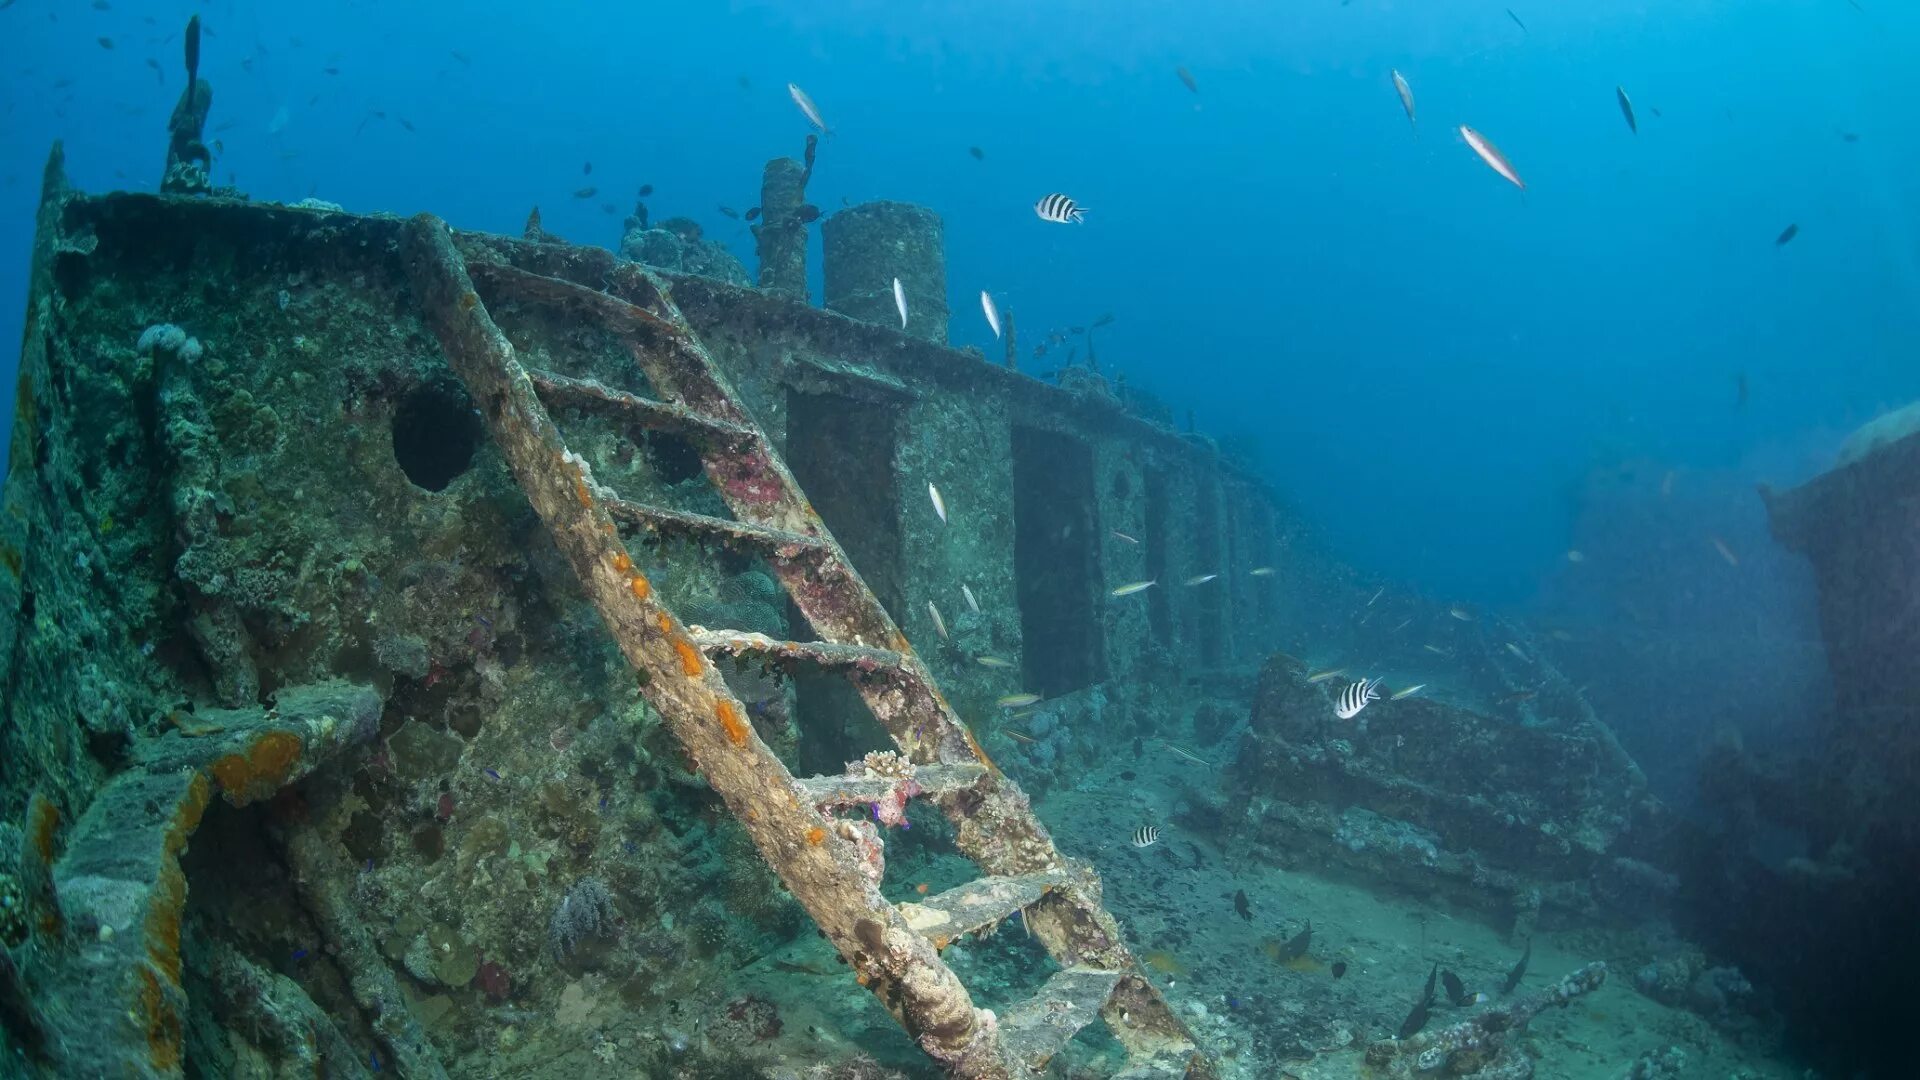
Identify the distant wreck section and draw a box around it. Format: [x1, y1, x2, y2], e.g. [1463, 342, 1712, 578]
[1716, 407, 1920, 1077]
[1223, 655, 1666, 939]
[0, 135, 1285, 1076]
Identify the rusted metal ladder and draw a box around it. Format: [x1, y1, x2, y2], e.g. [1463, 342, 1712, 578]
[402, 214, 1208, 1079]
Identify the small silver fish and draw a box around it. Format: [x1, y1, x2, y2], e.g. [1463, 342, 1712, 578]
[787, 82, 830, 133]
[1162, 742, 1213, 767]
[1367, 586, 1385, 607]
[1424, 644, 1448, 655]
[1390, 683, 1427, 701]
[976, 655, 1015, 669]
[1111, 580, 1156, 597]
[961, 584, 981, 614]
[997, 693, 1041, 709]
[1111, 529, 1140, 545]
[1034, 193, 1087, 224]
[927, 600, 949, 641]
[1132, 825, 1162, 848]
[892, 277, 908, 329]
[980, 290, 1002, 338]
[1505, 642, 1530, 662]
[1335, 677, 1383, 720]
[1448, 606, 1474, 622]
[1711, 536, 1739, 567]
[1184, 573, 1219, 587]
[1460, 125, 1525, 189]
[929, 482, 947, 524]
[1391, 69, 1416, 131]
[1306, 667, 1348, 684]
[1249, 566, 1275, 576]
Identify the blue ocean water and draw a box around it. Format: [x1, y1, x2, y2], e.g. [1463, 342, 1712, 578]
[3, 2, 1914, 607]
[0, 0, 1910, 794]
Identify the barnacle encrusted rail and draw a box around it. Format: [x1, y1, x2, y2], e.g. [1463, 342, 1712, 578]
[1367, 962, 1608, 1078]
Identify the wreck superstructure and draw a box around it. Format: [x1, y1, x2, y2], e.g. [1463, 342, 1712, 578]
[0, 145, 1291, 1077]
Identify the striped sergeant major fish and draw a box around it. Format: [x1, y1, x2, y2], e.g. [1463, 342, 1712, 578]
[1034, 193, 1087, 224]
[1132, 825, 1161, 848]
[1335, 676, 1383, 720]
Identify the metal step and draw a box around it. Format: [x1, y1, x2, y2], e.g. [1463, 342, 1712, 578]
[899, 869, 1074, 940]
[603, 499, 827, 560]
[795, 762, 989, 807]
[689, 628, 904, 673]
[527, 368, 757, 443]
[1000, 967, 1127, 1073]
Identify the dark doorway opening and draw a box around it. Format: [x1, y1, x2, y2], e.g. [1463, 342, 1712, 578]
[1192, 481, 1226, 663]
[784, 387, 905, 772]
[1012, 426, 1105, 697]
[1144, 468, 1172, 646]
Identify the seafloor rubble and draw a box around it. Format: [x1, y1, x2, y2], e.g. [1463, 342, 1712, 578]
[0, 114, 1798, 1080]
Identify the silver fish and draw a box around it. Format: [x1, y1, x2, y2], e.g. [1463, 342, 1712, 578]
[1111, 580, 1156, 597]
[1335, 676, 1383, 720]
[1460, 125, 1525, 189]
[961, 583, 981, 614]
[1132, 825, 1161, 848]
[1391, 69, 1416, 131]
[1390, 683, 1427, 701]
[787, 82, 830, 133]
[976, 655, 1015, 669]
[892, 277, 908, 329]
[929, 482, 947, 524]
[980, 290, 1002, 338]
[1306, 668, 1348, 684]
[1505, 642, 1530, 662]
[997, 693, 1041, 709]
[1184, 573, 1219, 586]
[1034, 193, 1087, 224]
[1111, 529, 1140, 545]
[1249, 566, 1275, 576]
[1162, 741, 1213, 767]
[927, 600, 948, 641]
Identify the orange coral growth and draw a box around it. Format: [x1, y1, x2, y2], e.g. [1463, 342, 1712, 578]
[570, 472, 593, 509]
[933, 935, 950, 952]
[672, 637, 703, 676]
[208, 730, 303, 806]
[855, 973, 870, 986]
[916, 883, 930, 895]
[805, 826, 826, 846]
[611, 551, 632, 574]
[136, 965, 183, 1071]
[715, 700, 749, 747]
[26, 793, 59, 864]
[628, 574, 651, 601]
[654, 612, 674, 635]
[146, 860, 187, 984]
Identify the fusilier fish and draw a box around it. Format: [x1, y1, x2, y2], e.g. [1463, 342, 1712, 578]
[1249, 566, 1275, 576]
[1391, 69, 1416, 131]
[1111, 530, 1140, 544]
[787, 82, 830, 134]
[1390, 683, 1426, 701]
[929, 482, 947, 524]
[1460, 126, 1525, 189]
[961, 583, 981, 614]
[980, 290, 1002, 338]
[975, 655, 1015, 669]
[1184, 573, 1219, 586]
[892, 277, 908, 329]
[1616, 85, 1637, 134]
[1306, 668, 1347, 684]
[927, 600, 948, 641]
[997, 693, 1042, 709]
[1111, 580, 1156, 597]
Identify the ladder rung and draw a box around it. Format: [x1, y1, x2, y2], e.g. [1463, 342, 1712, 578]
[795, 763, 989, 807]
[605, 499, 826, 558]
[527, 368, 758, 443]
[1000, 966, 1127, 1071]
[898, 869, 1073, 939]
[689, 628, 904, 672]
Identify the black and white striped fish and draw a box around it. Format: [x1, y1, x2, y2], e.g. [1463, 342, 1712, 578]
[1132, 825, 1161, 848]
[1034, 193, 1087, 224]
[1334, 676, 1383, 720]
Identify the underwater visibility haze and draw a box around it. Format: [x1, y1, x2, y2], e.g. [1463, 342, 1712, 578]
[0, 2, 1917, 1078]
